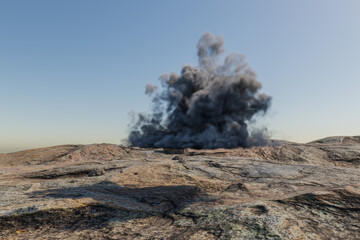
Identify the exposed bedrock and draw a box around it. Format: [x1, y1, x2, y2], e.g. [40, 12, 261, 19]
[0, 136, 360, 239]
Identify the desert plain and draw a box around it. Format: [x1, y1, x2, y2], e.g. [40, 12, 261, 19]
[0, 136, 360, 239]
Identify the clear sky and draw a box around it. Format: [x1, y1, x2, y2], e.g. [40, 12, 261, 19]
[1, 0, 360, 153]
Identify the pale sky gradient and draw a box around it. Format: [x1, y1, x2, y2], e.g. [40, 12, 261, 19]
[1, 0, 360, 153]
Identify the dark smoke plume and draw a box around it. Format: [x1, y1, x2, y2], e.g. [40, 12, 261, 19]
[128, 33, 271, 149]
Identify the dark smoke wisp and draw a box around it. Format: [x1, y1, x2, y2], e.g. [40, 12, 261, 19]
[128, 32, 271, 149]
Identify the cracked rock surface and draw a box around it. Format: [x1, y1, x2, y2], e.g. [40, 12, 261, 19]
[1, 136, 360, 239]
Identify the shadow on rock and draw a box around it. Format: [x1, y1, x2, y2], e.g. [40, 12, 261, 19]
[0, 182, 204, 233]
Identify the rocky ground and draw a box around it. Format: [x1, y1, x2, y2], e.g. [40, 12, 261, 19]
[1, 136, 360, 239]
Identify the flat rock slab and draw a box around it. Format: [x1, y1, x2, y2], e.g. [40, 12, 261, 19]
[0, 137, 360, 239]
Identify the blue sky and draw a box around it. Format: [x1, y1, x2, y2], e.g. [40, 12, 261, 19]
[1, 0, 359, 152]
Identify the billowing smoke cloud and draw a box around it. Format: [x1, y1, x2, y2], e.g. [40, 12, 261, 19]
[145, 83, 158, 96]
[128, 32, 271, 149]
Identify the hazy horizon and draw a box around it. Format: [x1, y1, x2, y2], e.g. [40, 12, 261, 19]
[1, 0, 360, 153]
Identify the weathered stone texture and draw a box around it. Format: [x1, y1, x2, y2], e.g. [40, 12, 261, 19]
[0, 136, 360, 239]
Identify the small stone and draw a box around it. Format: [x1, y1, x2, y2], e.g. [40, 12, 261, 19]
[172, 156, 183, 160]
[225, 183, 248, 192]
[88, 169, 106, 177]
[178, 159, 187, 164]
